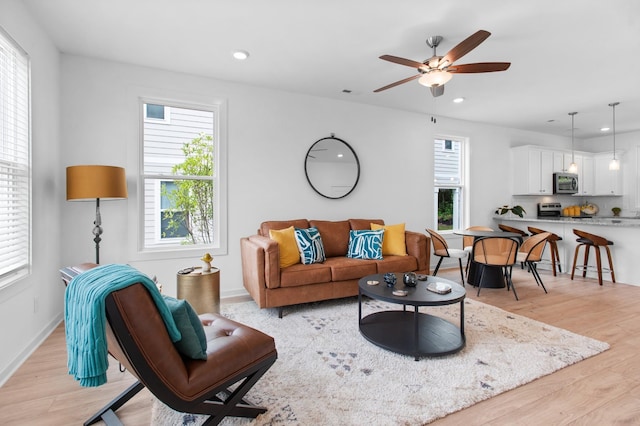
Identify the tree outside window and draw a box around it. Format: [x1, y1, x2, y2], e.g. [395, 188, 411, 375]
[160, 133, 214, 244]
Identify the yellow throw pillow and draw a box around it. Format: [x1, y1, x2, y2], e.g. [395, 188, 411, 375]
[269, 226, 301, 268]
[371, 223, 407, 256]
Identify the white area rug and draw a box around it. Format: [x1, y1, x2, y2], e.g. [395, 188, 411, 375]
[151, 297, 609, 425]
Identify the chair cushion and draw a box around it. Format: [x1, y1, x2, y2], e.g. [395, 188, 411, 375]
[294, 227, 326, 264]
[371, 222, 407, 256]
[347, 229, 384, 260]
[162, 295, 207, 360]
[269, 226, 301, 268]
[446, 248, 468, 259]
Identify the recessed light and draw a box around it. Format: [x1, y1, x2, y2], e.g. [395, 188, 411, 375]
[232, 50, 249, 60]
[453, 97, 465, 103]
[600, 127, 610, 132]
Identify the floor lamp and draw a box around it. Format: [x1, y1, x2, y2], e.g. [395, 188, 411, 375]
[66, 165, 128, 264]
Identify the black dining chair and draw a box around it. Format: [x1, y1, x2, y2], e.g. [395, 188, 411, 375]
[472, 236, 519, 298]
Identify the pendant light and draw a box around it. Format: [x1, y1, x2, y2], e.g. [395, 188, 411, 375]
[609, 102, 620, 171]
[568, 112, 578, 173]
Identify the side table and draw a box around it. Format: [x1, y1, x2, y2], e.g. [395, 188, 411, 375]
[177, 267, 220, 314]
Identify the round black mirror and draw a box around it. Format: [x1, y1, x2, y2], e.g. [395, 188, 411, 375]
[304, 135, 360, 199]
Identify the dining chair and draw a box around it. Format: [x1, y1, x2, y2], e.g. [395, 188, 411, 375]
[527, 226, 563, 276]
[426, 228, 468, 285]
[514, 231, 551, 299]
[462, 226, 494, 277]
[498, 224, 529, 237]
[472, 236, 519, 298]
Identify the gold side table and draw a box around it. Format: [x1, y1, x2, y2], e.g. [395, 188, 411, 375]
[177, 267, 220, 314]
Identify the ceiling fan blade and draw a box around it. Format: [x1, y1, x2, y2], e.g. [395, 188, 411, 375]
[373, 74, 420, 92]
[448, 62, 511, 73]
[379, 54, 426, 70]
[430, 85, 445, 97]
[441, 30, 491, 66]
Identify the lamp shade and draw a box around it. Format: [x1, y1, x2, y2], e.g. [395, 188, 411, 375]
[66, 165, 128, 200]
[418, 70, 453, 87]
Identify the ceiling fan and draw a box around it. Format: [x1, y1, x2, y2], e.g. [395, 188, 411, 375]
[374, 30, 511, 97]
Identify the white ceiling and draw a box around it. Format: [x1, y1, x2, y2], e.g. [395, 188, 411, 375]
[22, 0, 640, 140]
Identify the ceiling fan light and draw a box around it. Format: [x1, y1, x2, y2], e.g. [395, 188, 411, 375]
[418, 70, 453, 87]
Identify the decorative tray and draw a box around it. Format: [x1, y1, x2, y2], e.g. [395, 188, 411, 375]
[426, 282, 452, 294]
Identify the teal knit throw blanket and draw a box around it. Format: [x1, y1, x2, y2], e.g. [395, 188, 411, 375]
[65, 264, 181, 387]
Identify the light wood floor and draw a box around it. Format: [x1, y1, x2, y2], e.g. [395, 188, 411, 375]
[1, 268, 639, 425]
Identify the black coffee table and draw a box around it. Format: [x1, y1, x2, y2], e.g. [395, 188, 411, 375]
[358, 273, 465, 361]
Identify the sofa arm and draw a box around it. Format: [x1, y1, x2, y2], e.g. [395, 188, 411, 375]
[405, 230, 430, 272]
[240, 235, 281, 302]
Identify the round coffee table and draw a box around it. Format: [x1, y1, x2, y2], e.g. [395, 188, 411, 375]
[358, 273, 465, 360]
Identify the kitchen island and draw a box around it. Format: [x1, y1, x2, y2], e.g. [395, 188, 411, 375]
[493, 216, 640, 286]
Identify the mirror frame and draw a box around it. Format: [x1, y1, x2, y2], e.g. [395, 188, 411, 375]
[304, 135, 360, 199]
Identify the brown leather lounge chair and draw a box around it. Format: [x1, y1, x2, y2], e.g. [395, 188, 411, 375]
[63, 264, 277, 426]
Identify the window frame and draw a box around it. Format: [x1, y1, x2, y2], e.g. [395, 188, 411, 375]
[433, 136, 466, 233]
[0, 26, 31, 289]
[134, 96, 228, 260]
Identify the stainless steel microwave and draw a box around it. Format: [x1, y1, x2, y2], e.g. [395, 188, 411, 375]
[553, 172, 578, 194]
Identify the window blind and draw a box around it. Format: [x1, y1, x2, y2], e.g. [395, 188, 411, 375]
[0, 27, 30, 286]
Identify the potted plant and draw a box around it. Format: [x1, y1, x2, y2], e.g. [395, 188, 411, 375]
[611, 207, 621, 217]
[495, 205, 526, 218]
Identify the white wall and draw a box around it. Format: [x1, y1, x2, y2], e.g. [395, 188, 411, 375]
[0, 0, 62, 385]
[59, 55, 572, 297]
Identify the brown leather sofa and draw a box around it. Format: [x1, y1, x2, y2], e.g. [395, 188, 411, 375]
[240, 218, 430, 317]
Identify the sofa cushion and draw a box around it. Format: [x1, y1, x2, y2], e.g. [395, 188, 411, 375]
[375, 255, 418, 274]
[324, 257, 378, 281]
[269, 226, 300, 268]
[294, 227, 326, 264]
[347, 229, 384, 260]
[259, 219, 310, 237]
[349, 218, 384, 230]
[279, 262, 332, 288]
[371, 222, 407, 256]
[309, 220, 351, 257]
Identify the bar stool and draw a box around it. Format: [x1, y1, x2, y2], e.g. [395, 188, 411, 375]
[498, 224, 528, 238]
[528, 226, 563, 276]
[570, 229, 615, 285]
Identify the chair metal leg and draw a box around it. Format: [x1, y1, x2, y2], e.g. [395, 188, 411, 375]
[432, 257, 444, 276]
[458, 258, 465, 286]
[84, 381, 144, 426]
[476, 266, 485, 296]
[530, 262, 548, 294]
[506, 266, 518, 300]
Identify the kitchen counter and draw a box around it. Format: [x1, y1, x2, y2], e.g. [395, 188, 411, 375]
[493, 216, 639, 286]
[493, 216, 640, 227]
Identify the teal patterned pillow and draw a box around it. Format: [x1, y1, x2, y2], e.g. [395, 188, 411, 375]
[347, 229, 384, 260]
[294, 227, 326, 264]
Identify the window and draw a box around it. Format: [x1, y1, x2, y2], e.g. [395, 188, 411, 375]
[0, 28, 30, 288]
[142, 101, 221, 251]
[159, 181, 189, 239]
[434, 138, 464, 231]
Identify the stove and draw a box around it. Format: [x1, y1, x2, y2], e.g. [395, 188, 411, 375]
[538, 203, 562, 218]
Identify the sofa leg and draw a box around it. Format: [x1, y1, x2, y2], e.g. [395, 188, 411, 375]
[278, 307, 283, 318]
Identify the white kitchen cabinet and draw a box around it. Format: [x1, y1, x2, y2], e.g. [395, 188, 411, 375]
[512, 146, 554, 195]
[593, 152, 623, 195]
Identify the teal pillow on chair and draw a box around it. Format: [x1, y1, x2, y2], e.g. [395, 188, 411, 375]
[347, 229, 384, 260]
[162, 295, 207, 360]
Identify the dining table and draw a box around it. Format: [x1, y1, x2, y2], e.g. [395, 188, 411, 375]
[453, 229, 523, 288]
